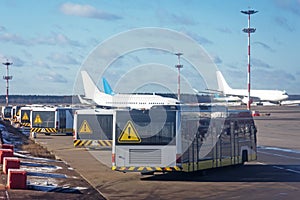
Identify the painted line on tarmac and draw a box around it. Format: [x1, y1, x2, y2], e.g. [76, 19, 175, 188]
[256, 162, 300, 175]
[272, 166, 300, 175]
[258, 146, 300, 154]
[5, 190, 10, 200]
[258, 150, 300, 160]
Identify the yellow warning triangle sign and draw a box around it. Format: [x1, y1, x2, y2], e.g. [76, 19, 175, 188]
[22, 112, 29, 121]
[118, 121, 141, 143]
[79, 120, 92, 134]
[34, 114, 43, 124]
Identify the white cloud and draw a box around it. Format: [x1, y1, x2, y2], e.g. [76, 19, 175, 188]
[253, 42, 275, 53]
[0, 32, 32, 45]
[47, 53, 79, 65]
[35, 33, 81, 47]
[182, 30, 213, 45]
[275, 16, 295, 32]
[60, 2, 122, 20]
[0, 26, 6, 32]
[156, 8, 197, 26]
[0, 55, 24, 67]
[33, 60, 51, 69]
[251, 58, 271, 69]
[8, 56, 25, 67]
[216, 27, 232, 34]
[37, 71, 67, 83]
[275, 0, 300, 16]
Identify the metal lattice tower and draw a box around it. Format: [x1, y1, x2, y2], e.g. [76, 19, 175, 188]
[241, 9, 258, 110]
[175, 53, 183, 102]
[2, 60, 13, 106]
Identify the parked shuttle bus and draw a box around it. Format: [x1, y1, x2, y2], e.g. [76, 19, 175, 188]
[11, 105, 23, 124]
[30, 106, 74, 135]
[73, 109, 115, 148]
[19, 106, 31, 128]
[112, 105, 257, 174]
[1, 106, 12, 121]
[31, 106, 56, 135]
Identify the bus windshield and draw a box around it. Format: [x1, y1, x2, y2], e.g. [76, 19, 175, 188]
[116, 108, 176, 145]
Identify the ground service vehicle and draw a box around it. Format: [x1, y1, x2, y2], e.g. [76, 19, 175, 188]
[11, 105, 23, 124]
[19, 106, 31, 128]
[1, 106, 12, 121]
[73, 109, 115, 147]
[112, 105, 257, 173]
[30, 106, 74, 135]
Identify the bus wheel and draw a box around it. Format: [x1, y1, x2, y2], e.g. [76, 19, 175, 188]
[44, 133, 50, 136]
[242, 150, 248, 164]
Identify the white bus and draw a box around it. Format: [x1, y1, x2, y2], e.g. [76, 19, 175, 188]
[1, 106, 12, 121]
[11, 105, 23, 124]
[73, 108, 115, 148]
[112, 105, 257, 174]
[19, 106, 32, 128]
[30, 106, 74, 135]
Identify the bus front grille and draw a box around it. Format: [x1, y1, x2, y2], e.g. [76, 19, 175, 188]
[129, 149, 161, 165]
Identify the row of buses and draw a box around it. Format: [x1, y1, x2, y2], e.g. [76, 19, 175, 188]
[1, 104, 258, 175]
[72, 104, 257, 174]
[1, 105, 74, 135]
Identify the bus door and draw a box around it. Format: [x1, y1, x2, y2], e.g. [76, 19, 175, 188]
[58, 109, 67, 130]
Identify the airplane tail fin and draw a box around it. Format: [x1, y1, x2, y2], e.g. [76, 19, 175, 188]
[103, 78, 115, 95]
[216, 71, 232, 93]
[81, 71, 103, 99]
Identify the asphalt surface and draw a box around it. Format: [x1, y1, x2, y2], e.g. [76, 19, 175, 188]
[30, 106, 300, 199]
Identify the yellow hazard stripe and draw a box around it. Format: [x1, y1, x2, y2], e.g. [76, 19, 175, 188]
[98, 140, 112, 146]
[113, 166, 182, 172]
[73, 140, 112, 147]
[73, 140, 81, 147]
[30, 128, 57, 133]
[21, 123, 30, 127]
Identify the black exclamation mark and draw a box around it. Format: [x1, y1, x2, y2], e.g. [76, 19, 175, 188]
[128, 127, 131, 139]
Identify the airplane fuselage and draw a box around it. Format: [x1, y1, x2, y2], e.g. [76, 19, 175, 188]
[94, 93, 179, 109]
[224, 89, 289, 102]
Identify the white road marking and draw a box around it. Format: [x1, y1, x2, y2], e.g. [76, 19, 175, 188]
[256, 162, 300, 175]
[258, 150, 300, 160]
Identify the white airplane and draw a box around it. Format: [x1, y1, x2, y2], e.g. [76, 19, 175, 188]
[80, 71, 179, 109]
[216, 70, 289, 105]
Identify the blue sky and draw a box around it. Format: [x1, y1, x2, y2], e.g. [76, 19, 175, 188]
[0, 0, 300, 95]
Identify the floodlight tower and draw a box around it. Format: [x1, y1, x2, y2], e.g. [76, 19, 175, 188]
[175, 52, 183, 102]
[2, 60, 13, 106]
[241, 9, 258, 110]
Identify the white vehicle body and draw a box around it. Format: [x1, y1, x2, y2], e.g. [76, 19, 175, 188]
[30, 106, 74, 135]
[73, 108, 116, 147]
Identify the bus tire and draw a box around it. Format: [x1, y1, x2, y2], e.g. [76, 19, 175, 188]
[242, 150, 248, 164]
[44, 133, 50, 136]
